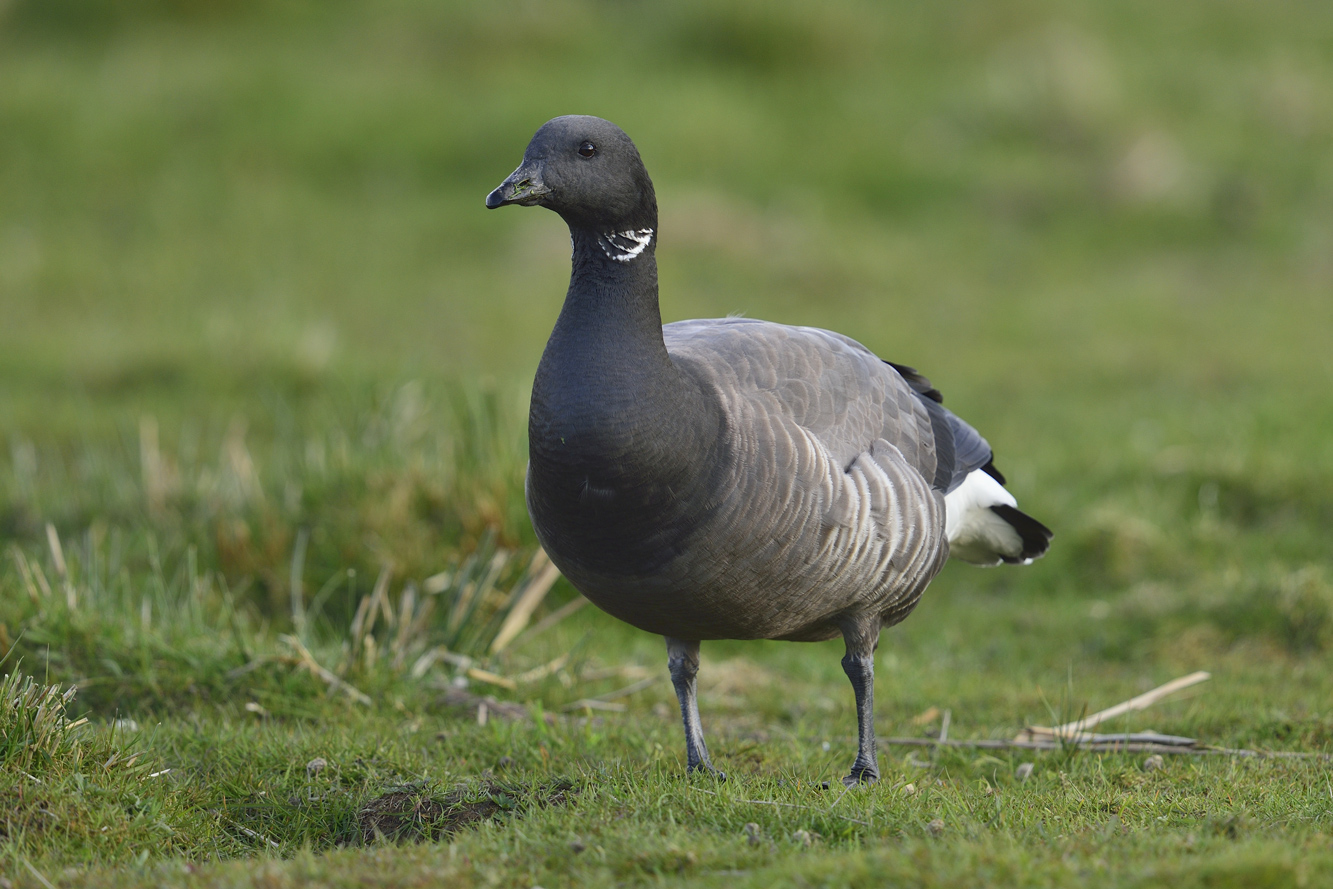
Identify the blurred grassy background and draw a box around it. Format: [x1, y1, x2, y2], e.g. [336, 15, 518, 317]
[0, 1, 1332, 879]
[4, 0, 1330, 396]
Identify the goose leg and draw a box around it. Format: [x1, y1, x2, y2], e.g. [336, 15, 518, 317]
[666, 637, 723, 778]
[840, 619, 881, 786]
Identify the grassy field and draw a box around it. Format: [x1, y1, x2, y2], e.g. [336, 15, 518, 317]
[2, 0, 1332, 886]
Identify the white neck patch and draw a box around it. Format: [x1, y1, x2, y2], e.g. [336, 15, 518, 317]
[597, 228, 654, 262]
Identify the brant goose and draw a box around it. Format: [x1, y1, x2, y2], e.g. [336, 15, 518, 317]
[487, 116, 1051, 785]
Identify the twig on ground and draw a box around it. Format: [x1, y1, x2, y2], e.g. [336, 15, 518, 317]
[878, 736, 1332, 760]
[1018, 671, 1211, 742]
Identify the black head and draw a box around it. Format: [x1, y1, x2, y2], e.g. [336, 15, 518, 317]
[485, 116, 657, 232]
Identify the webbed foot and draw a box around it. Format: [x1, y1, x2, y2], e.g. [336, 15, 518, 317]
[688, 762, 727, 782]
[841, 765, 879, 787]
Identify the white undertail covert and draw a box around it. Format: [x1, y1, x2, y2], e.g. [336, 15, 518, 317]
[943, 469, 1028, 565]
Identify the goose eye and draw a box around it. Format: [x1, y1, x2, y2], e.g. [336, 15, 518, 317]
[578, 141, 597, 158]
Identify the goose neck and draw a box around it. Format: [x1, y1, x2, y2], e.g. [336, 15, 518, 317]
[552, 226, 670, 368]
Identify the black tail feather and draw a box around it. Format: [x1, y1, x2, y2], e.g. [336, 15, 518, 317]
[989, 504, 1053, 564]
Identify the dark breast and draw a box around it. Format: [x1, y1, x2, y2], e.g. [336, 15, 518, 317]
[525, 373, 729, 589]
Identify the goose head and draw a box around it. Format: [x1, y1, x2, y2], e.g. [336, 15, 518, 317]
[486, 115, 657, 235]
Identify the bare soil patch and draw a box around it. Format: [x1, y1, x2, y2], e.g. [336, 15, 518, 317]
[355, 779, 576, 844]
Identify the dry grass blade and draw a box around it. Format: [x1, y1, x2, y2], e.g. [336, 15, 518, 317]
[280, 635, 372, 705]
[448, 551, 503, 638]
[371, 566, 395, 629]
[409, 646, 473, 679]
[45, 523, 67, 577]
[349, 569, 389, 650]
[1, 672, 87, 773]
[489, 549, 562, 654]
[579, 664, 655, 682]
[561, 675, 660, 711]
[388, 583, 438, 671]
[562, 699, 626, 712]
[506, 596, 588, 652]
[512, 654, 569, 685]
[422, 570, 452, 595]
[22, 858, 57, 889]
[227, 820, 281, 850]
[466, 667, 517, 691]
[590, 676, 660, 700]
[294, 542, 576, 693]
[347, 566, 395, 673]
[911, 706, 942, 727]
[45, 523, 76, 609]
[9, 544, 44, 604]
[139, 415, 170, 517]
[290, 528, 310, 637]
[30, 559, 55, 600]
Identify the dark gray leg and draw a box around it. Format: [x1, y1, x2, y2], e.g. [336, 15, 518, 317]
[840, 617, 882, 786]
[666, 637, 723, 779]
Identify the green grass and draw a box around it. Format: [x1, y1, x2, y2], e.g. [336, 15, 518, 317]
[2, 0, 1332, 885]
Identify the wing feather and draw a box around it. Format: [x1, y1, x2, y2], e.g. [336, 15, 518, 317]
[664, 318, 940, 490]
